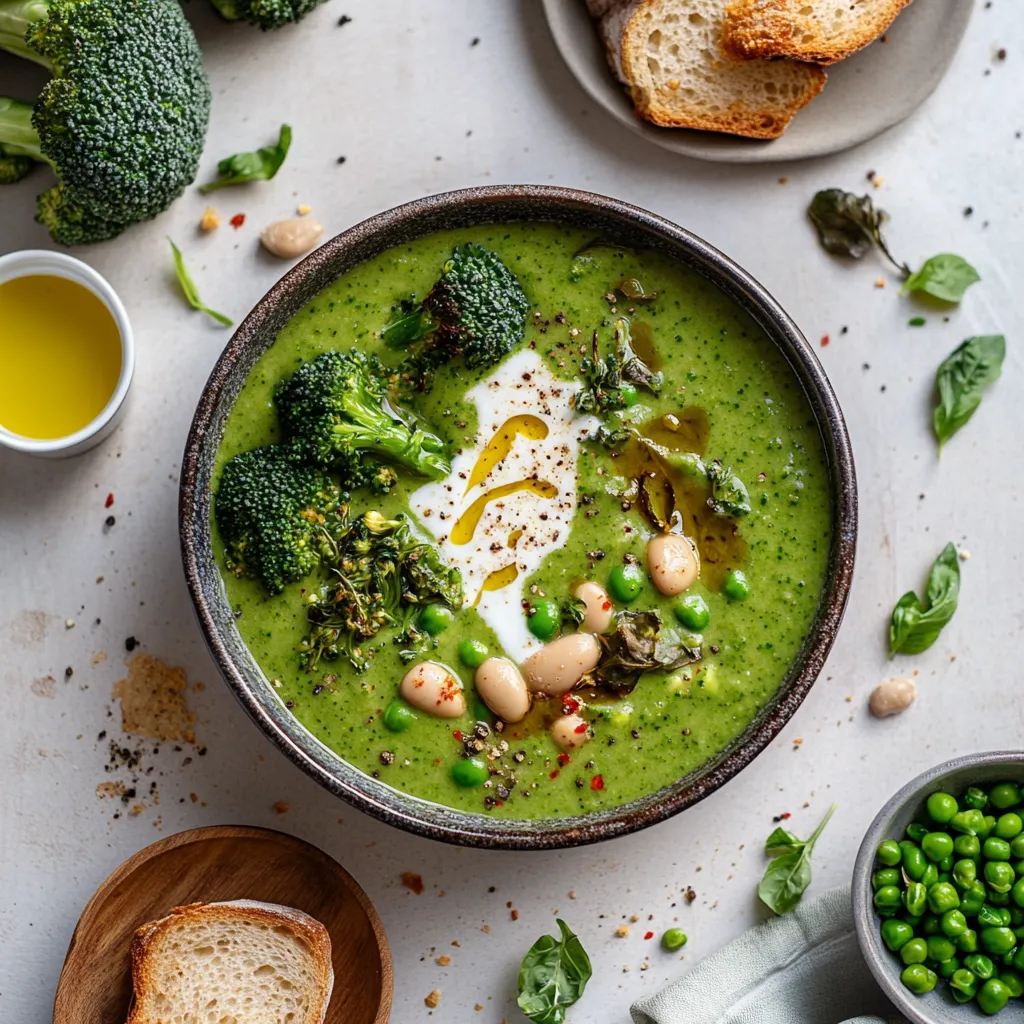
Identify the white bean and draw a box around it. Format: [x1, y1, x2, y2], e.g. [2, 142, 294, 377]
[869, 677, 917, 718]
[646, 533, 699, 596]
[550, 714, 591, 751]
[574, 581, 614, 634]
[399, 661, 465, 718]
[521, 633, 601, 696]
[259, 217, 324, 259]
[474, 658, 530, 723]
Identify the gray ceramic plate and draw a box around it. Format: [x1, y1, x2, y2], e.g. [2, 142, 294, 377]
[542, 0, 974, 163]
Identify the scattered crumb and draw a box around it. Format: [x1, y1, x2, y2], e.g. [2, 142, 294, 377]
[200, 207, 221, 231]
[436, 955, 451, 966]
[475, 1005, 483, 1012]
[959, 549, 971, 561]
[112, 654, 197, 743]
[31, 674, 56, 699]
[874, 278, 886, 288]
[96, 781, 126, 799]
[65, 618, 76, 630]
[401, 872, 424, 894]
[511, 909, 519, 921]
[424, 990, 440, 1009]
[297, 205, 311, 216]
[130, 803, 145, 816]
[615, 925, 630, 937]
[92, 650, 107, 666]
[272, 801, 290, 814]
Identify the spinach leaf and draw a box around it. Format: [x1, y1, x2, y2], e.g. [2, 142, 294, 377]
[517, 919, 592, 1024]
[933, 335, 1005, 449]
[585, 423, 631, 448]
[902, 254, 980, 304]
[758, 804, 835, 915]
[707, 462, 751, 517]
[199, 124, 292, 193]
[168, 239, 232, 326]
[807, 189, 908, 274]
[889, 543, 961, 657]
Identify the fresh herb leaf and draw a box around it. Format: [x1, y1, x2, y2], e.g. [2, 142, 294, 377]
[382, 306, 435, 347]
[933, 335, 1005, 450]
[584, 423, 631, 449]
[637, 471, 674, 531]
[615, 318, 663, 394]
[706, 462, 751, 517]
[517, 919, 592, 1024]
[908, 317, 926, 327]
[889, 543, 960, 657]
[758, 804, 835, 915]
[168, 239, 232, 326]
[902, 254, 980, 304]
[807, 189, 908, 275]
[199, 124, 292, 193]
[560, 597, 587, 630]
[575, 320, 661, 415]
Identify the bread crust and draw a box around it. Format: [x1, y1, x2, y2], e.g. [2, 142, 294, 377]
[126, 900, 334, 1024]
[722, 0, 913, 65]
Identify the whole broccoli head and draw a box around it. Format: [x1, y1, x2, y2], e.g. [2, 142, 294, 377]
[208, 0, 328, 30]
[0, 0, 210, 245]
[214, 446, 341, 595]
[383, 244, 530, 382]
[275, 349, 450, 489]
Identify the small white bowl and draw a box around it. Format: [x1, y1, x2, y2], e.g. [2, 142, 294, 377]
[0, 250, 134, 458]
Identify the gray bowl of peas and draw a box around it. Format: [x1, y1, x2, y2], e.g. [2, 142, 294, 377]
[854, 753, 1024, 1021]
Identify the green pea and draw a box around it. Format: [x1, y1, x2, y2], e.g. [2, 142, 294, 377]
[953, 859, 978, 890]
[618, 382, 640, 407]
[938, 956, 961, 979]
[906, 822, 930, 843]
[901, 937, 929, 965]
[881, 918, 915, 952]
[921, 832, 954, 862]
[990, 890, 1012, 907]
[966, 787, 990, 811]
[922, 914, 941, 936]
[952, 809, 986, 836]
[873, 868, 900, 890]
[957, 929, 979, 954]
[901, 841, 927, 881]
[996, 813, 1024, 840]
[942, 909, 969, 938]
[940, 854, 955, 872]
[419, 603, 454, 635]
[979, 815, 997, 840]
[382, 700, 417, 733]
[902, 882, 927, 917]
[951, 967, 980, 1001]
[1014, 946, 1024, 972]
[982, 928, 1018, 956]
[956, 834, 982, 858]
[962, 882, 989, 916]
[966, 954, 997, 980]
[661, 928, 687, 951]
[608, 563, 645, 603]
[928, 882, 961, 914]
[927, 791, 960, 824]
[875, 885, 902, 912]
[999, 967, 1024, 997]
[986, 861, 1016, 894]
[526, 598, 560, 641]
[928, 936, 957, 962]
[1011, 878, 1024, 909]
[450, 757, 488, 787]
[980, 905, 1007, 928]
[877, 839, 903, 866]
[991, 783, 1023, 811]
[457, 638, 490, 669]
[985, 837, 1012, 862]
[722, 568, 750, 601]
[1010, 907, 1024, 926]
[921, 863, 939, 887]
[978, 977, 1011, 1014]
[900, 964, 937, 994]
[672, 593, 710, 631]
[1011, 835, 1024, 859]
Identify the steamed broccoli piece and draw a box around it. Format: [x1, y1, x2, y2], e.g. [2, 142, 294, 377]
[383, 243, 530, 379]
[214, 446, 341, 594]
[0, 153, 33, 183]
[208, 0, 329, 30]
[0, 0, 210, 245]
[275, 349, 450, 489]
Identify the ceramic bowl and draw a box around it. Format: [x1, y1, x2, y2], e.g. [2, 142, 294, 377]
[179, 184, 857, 849]
[853, 752, 1024, 1023]
[0, 249, 134, 457]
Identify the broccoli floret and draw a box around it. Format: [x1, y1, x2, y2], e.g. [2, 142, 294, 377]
[208, 0, 328, 30]
[275, 349, 450, 488]
[214, 446, 341, 595]
[0, 0, 210, 244]
[0, 153, 33, 183]
[383, 243, 530, 380]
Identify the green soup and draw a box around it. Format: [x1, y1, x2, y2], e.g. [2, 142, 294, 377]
[215, 222, 832, 819]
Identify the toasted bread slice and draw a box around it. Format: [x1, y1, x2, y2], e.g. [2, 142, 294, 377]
[723, 0, 912, 65]
[602, 0, 826, 139]
[126, 900, 334, 1024]
[586, 0, 622, 17]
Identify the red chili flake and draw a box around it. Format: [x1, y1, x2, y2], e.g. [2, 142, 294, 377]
[781, 811, 791, 820]
[549, 770, 559, 780]
[574, 722, 588, 734]
[104, 492, 114, 508]
[230, 213, 245, 229]
[452, 730, 463, 741]
[820, 334, 830, 347]
[400, 871, 424, 894]
[557, 752, 571, 767]
[601, 600, 612, 610]
[644, 931, 654, 940]
[562, 695, 580, 714]
[590, 774, 605, 791]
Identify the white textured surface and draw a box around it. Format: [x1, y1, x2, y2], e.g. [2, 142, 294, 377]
[0, 2, 1021, 1021]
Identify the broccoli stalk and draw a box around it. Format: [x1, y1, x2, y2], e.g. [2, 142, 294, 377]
[208, 0, 330, 31]
[0, 0, 210, 244]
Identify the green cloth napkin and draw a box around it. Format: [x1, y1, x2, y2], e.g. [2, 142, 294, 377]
[631, 885, 904, 1024]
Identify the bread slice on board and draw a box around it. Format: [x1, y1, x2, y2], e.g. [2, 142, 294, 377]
[600, 0, 826, 139]
[723, 0, 912, 65]
[125, 900, 334, 1024]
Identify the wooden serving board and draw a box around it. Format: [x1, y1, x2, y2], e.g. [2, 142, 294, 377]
[52, 825, 392, 1024]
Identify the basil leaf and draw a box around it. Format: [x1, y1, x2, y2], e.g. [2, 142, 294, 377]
[889, 543, 961, 656]
[758, 804, 835, 915]
[933, 335, 1005, 449]
[807, 189, 907, 274]
[199, 124, 292, 193]
[168, 239, 232, 327]
[706, 462, 750, 517]
[765, 827, 803, 855]
[517, 919, 592, 1024]
[902, 254, 980, 304]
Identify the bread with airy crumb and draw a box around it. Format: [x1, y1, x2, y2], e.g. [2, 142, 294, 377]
[601, 0, 826, 139]
[723, 0, 912, 65]
[125, 900, 334, 1024]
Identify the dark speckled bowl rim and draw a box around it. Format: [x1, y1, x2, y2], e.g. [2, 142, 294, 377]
[180, 184, 857, 850]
